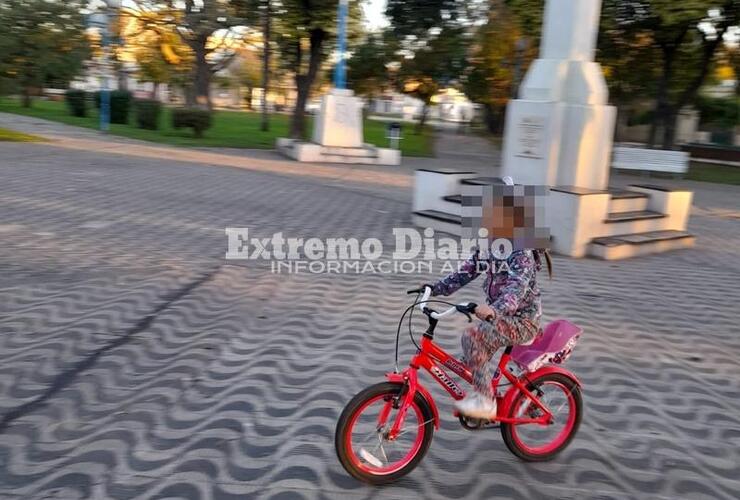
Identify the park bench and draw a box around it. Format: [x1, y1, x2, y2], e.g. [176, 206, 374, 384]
[611, 146, 690, 177]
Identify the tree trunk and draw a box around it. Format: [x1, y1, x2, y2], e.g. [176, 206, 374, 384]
[151, 82, 160, 100]
[22, 87, 32, 108]
[183, 84, 195, 107]
[118, 70, 128, 92]
[192, 44, 212, 109]
[661, 107, 678, 150]
[290, 29, 325, 139]
[260, 0, 271, 132]
[650, 45, 674, 148]
[245, 86, 253, 110]
[291, 75, 310, 139]
[415, 102, 429, 134]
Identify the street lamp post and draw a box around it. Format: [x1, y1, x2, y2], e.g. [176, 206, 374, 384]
[333, 0, 349, 90]
[99, 0, 121, 132]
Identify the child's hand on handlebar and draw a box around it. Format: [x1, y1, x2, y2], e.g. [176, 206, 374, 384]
[474, 304, 496, 322]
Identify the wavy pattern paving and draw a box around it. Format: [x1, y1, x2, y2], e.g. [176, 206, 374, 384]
[1, 142, 739, 499]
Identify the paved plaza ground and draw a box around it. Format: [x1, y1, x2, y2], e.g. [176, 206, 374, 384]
[1, 117, 739, 499]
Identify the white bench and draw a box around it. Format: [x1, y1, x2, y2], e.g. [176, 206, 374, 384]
[612, 146, 690, 176]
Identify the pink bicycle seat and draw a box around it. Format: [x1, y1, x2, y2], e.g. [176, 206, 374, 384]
[510, 319, 582, 373]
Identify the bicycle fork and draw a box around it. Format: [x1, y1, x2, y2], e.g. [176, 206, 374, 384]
[377, 369, 419, 440]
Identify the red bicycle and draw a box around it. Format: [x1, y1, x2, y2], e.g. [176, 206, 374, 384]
[335, 286, 584, 485]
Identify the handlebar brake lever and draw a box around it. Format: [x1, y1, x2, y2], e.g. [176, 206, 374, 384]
[455, 302, 478, 322]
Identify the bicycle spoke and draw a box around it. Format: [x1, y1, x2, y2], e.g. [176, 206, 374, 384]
[393, 418, 435, 438]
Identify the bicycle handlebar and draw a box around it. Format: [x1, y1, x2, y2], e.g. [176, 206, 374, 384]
[414, 286, 477, 321]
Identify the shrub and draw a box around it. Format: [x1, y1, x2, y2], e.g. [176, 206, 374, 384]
[626, 109, 654, 127]
[696, 95, 739, 129]
[710, 129, 734, 146]
[65, 89, 87, 117]
[92, 90, 132, 123]
[110, 90, 132, 124]
[135, 99, 162, 130]
[172, 107, 212, 138]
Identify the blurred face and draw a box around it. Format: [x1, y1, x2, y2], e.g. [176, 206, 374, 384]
[461, 184, 550, 254]
[491, 196, 527, 239]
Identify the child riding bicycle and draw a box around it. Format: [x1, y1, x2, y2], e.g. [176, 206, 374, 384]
[422, 247, 547, 419]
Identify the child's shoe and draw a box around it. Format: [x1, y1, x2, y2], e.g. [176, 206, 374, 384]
[454, 392, 497, 419]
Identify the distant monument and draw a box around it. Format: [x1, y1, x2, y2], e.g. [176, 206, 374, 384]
[412, 0, 694, 260]
[501, 0, 615, 189]
[277, 0, 400, 166]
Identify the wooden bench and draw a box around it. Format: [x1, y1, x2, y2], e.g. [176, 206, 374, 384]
[612, 146, 690, 177]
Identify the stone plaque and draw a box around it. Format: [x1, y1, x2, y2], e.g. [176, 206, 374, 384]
[515, 116, 545, 159]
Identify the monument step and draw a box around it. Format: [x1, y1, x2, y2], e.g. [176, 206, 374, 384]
[412, 209, 462, 237]
[460, 177, 505, 186]
[438, 195, 463, 216]
[602, 210, 669, 236]
[605, 210, 665, 223]
[608, 188, 649, 213]
[319, 145, 378, 158]
[589, 230, 695, 260]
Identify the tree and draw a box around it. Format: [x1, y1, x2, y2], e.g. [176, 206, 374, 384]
[346, 32, 392, 100]
[0, 0, 89, 107]
[463, 1, 535, 133]
[597, 2, 657, 109]
[600, 1, 739, 148]
[400, 28, 468, 131]
[127, 13, 193, 98]
[276, 0, 362, 139]
[132, 0, 247, 108]
[234, 47, 262, 109]
[386, 0, 471, 131]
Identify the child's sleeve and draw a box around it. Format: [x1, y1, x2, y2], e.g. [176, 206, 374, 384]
[491, 251, 536, 314]
[431, 249, 482, 296]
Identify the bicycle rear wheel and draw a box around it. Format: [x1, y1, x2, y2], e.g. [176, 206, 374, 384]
[335, 382, 435, 485]
[501, 372, 582, 461]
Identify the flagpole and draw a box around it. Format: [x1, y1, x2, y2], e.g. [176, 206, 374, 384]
[333, 0, 349, 89]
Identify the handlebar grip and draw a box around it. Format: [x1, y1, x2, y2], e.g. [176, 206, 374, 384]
[406, 288, 422, 294]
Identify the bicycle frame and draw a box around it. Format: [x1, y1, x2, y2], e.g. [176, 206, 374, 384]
[385, 332, 554, 440]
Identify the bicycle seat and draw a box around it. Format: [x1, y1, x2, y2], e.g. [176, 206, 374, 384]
[510, 319, 582, 372]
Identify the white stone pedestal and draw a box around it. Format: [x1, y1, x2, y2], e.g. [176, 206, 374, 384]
[312, 88, 363, 147]
[277, 88, 401, 166]
[501, 0, 616, 191]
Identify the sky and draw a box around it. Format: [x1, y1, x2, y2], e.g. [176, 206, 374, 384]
[362, 0, 388, 30]
[117, 0, 388, 29]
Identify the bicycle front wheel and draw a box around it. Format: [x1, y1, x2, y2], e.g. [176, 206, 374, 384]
[335, 382, 435, 485]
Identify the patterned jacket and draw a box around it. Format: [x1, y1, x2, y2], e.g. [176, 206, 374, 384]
[431, 249, 542, 324]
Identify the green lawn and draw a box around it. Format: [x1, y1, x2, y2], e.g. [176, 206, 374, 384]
[616, 161, 740, 185]
[0, 127, 43, 142]
[687, 162, 740, 185]
[0, 97, 434, 156]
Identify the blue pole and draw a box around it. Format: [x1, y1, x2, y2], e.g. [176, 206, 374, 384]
[100, 16, 111, 132]
[333, 0, 348, 89]
[100, 80, 110, 132]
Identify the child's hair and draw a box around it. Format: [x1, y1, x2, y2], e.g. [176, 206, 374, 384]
[535, 249, 553, 279]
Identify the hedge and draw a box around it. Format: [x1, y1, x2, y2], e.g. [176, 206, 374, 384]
[92, 90, 132, 124]
[135, 99, 161, 130]
[172, 107, 213, 138]
[65, 89, 87, 117]
[109, 91, 132, 124]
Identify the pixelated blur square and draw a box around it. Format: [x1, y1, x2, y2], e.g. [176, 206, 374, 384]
[460, 181, 550, 252]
